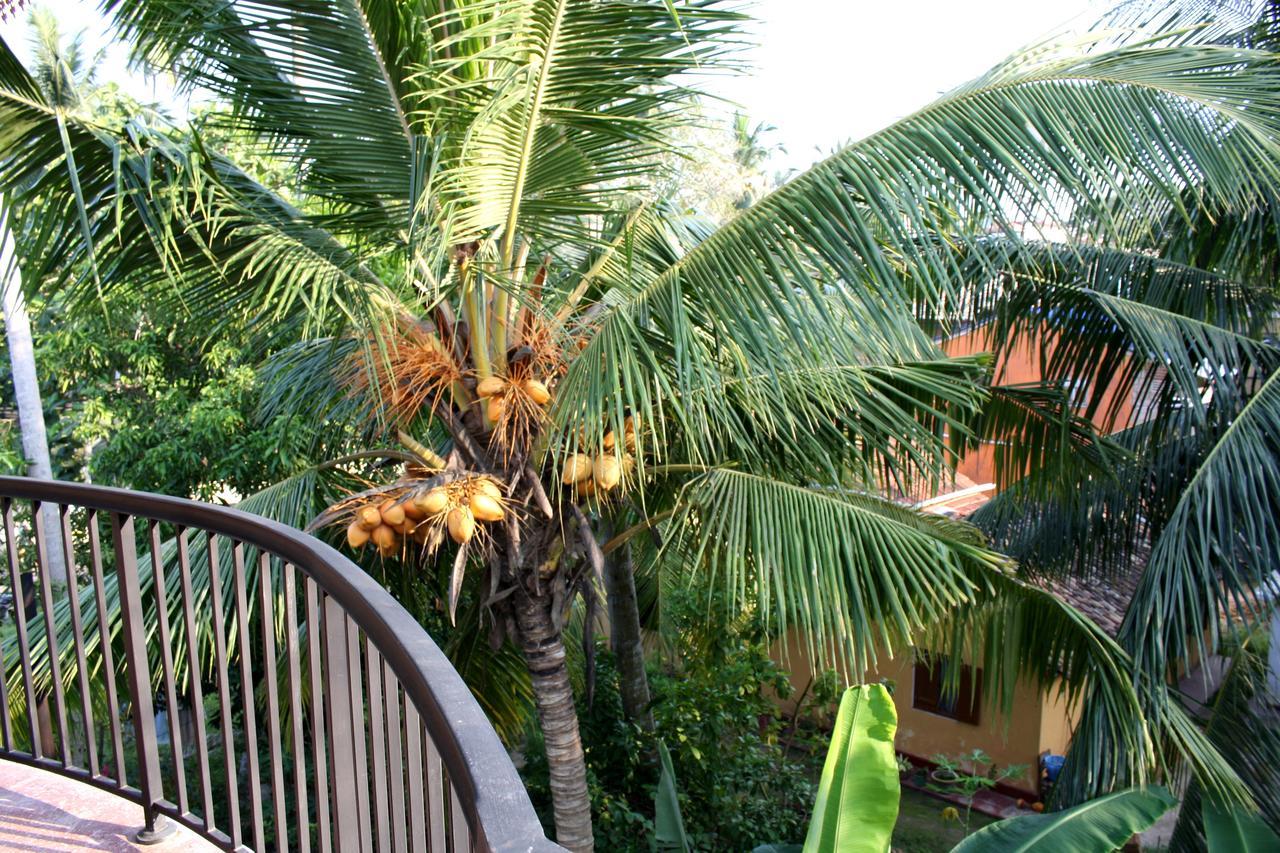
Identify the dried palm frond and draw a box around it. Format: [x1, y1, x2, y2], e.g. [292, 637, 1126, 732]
[341, 320, 462, 427]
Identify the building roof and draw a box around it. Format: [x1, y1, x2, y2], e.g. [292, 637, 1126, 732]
[920, 480, 1145, 639]
[1035, 554, 1145, 639]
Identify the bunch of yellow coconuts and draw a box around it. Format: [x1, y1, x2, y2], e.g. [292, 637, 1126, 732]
[475, 374, 551, 420]
[346, 476, 507, 555]
[562, 416, 638, 499]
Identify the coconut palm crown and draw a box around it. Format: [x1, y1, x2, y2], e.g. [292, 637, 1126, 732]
[4, 0, 1280, 849]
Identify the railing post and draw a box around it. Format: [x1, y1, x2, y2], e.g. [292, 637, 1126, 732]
[110, 512, 174, 844]
[324, 594, 362, 852]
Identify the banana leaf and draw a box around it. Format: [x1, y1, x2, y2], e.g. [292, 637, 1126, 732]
[952, 786, 1175, 852]
[1204, 801, 1280, 851]
[801, 684, 900, 853]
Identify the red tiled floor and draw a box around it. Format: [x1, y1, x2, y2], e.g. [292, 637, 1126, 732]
[0, 759, 215, 852]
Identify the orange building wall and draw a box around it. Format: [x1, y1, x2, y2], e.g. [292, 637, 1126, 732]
[941, 322, 1143, 485]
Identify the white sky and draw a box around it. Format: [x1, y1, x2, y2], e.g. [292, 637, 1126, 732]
[702, 0, 1105, 173]
[3, 0, 1105, 173]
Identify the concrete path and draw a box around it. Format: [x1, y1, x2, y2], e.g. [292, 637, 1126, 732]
[0, 759, 215, 852]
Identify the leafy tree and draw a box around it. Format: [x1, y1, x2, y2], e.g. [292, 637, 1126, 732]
[4, 1, 1280, 848]
[23, 286, 319, 499]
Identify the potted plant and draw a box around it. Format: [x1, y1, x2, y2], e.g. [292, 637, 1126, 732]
[929, 753, 962, 786]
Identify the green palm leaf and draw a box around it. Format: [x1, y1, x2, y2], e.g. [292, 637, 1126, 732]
[1169, 627, 1280, 851]
[558, 34, 1280, 450]
[666, 467, 1003, 674]
[103, 0, 417, 225]
[1120, 369, 1280, 677]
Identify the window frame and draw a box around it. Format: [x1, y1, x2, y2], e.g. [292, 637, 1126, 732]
[912, 652, 982, 725]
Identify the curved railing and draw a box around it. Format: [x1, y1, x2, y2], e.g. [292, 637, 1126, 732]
[0, 476, 562, 852]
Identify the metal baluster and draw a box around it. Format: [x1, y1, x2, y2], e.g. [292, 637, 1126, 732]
[448, 774, 471, 853]
[306, 578, 332, 853]
[347, 619, 373, 853]
[365, 641, 391, 853]
[1, 499, 36, 756]
[404, 701, 427, 853]
[424, 729, 446, 853]
[384, 670, 407, 853]
[86, 509, 125, 785]
[233, 544, 264, 849]
[58, 507, 96, 776]
[259, 554, 289, 853]
[0, 499, 11, 753]
[31, 501, 69, 764]
[205, 535, 242, 846]
[110, 512, 168, 840]
[176, 528, 215, 827]
[148, 521, 186, 813]
[323, 597, 360, 851]
[284, 564, 312, 853]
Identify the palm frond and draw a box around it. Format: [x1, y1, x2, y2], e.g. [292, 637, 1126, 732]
[665, 467, 1005, 674]
[102, 0, 417, 228]
[0, 72, 400, 339]
[1169, 627, 1280, 851]
[422, 0, 743, 251]
[557, 34, 1280, 469]
[965, 382, 1127, 494]
[1119, 368, 1280, 677]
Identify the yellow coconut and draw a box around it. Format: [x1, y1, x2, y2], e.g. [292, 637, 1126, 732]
[561, 453, 594, 485]
[379, 500, 406, 527]
[576, 478, 596, 498]
[623, 416, 638, 451]
[402, 499, 427, 521]
[524, 379, 551, 405]
[469, 493, 505, 522]
[487, 396, 504, 421]
[476, 375, 507, 398]
[447, 507, 476, 544]
[370, 524, 398, 554]
[416, 487, 449, 517]
[603, 430, 616, 451]
[346, 521, 371, 548]
[356, 505, 383, 531]
[475, 479, 503, 501]
[594, 454, 622, 491]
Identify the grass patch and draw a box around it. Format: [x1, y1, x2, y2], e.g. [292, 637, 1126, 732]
[892, 787, 997, 852]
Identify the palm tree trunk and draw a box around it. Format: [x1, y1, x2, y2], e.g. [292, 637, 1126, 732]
[512, 586, 593, 852]
[603, 542, 653, 730]
[1, 201, 66, 582]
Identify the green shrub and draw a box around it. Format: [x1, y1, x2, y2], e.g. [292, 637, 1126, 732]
[522, 597, 815, 851]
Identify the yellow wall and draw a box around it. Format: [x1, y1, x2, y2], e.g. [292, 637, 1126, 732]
[772, 635, 1047, 795]
[1037, 689, 1079, 758]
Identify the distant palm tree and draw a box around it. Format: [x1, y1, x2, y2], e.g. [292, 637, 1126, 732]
[729, 111, 779, 208]
[3, 1, 1280, 848]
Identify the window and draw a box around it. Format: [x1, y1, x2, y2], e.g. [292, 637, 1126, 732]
[912, 653, 982, 725]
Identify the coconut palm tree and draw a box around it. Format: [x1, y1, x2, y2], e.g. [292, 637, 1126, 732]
[0, 6, 97, 583]
[4, 1, 1280, 848]
[955, 1, 1280, 836]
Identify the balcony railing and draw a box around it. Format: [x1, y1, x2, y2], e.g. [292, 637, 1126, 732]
[0, 476, 562, 852]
